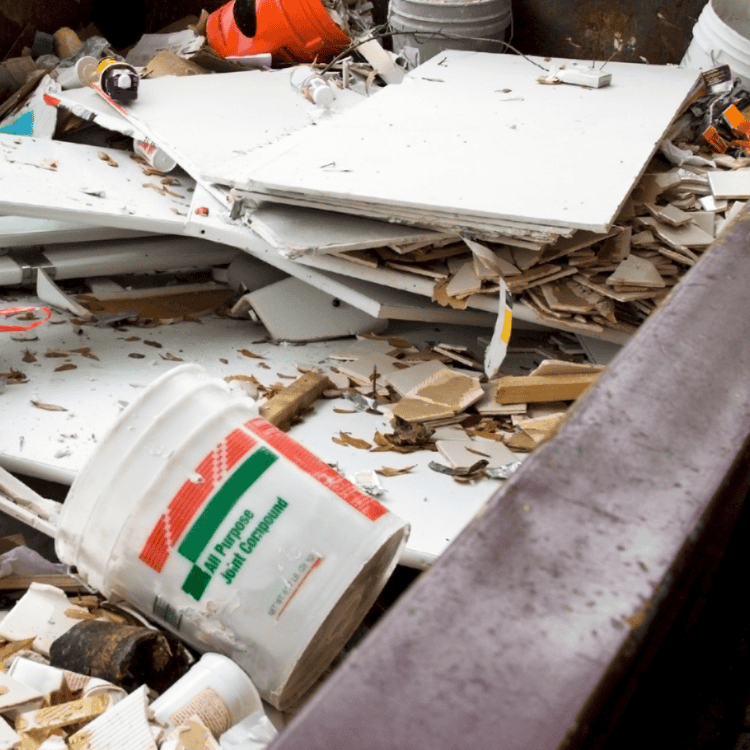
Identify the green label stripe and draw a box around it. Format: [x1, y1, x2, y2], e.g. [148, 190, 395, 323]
[183, 565, 212, 601]
[178, 446, 277, 565]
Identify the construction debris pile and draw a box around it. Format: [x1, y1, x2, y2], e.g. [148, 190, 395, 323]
[0, 571, 278, 750]
[1, 3, 750, 743]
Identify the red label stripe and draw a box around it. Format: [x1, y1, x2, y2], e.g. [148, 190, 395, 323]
[244, 418, 387, 522]
[140, 428, 257, 572]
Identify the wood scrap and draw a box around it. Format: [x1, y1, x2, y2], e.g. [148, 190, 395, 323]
[259, 372, 331, 430]
[495, 372, 601, 404]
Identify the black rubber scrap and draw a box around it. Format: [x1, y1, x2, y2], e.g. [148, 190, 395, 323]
[49, 620, 192, 693]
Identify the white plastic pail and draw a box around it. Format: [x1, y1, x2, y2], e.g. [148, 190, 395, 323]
[682, 0, 750, 89]
[389, 0, 512, 64]
[56, 364, 409, 710]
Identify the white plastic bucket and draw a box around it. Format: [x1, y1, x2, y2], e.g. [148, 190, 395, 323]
[681, 0, 750, 89]
[389, 0, 512, 64]
[56, 364, 409, 710]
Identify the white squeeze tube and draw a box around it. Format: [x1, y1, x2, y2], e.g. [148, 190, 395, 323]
[132, 137, 177, 173]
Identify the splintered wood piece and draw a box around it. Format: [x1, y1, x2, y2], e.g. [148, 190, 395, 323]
[607, 255, 665, 288]
[495, 372, 601, 404]
[259, 372, 331, 430]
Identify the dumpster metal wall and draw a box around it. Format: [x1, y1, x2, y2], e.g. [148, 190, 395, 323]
[512, 0, 706, 65]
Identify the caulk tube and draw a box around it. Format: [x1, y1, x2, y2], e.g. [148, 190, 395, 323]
[150, 653, 263, 738]
[133, 138, 177, 173]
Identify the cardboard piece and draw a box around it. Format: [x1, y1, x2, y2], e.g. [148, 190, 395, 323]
[67, 686, 157, 750]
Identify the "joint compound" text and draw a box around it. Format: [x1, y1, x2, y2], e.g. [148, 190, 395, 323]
[221, 498, 289, 584]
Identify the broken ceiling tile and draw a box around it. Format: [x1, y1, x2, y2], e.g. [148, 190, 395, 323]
[431, 425, 469, 441]
[436, 437, 518, 470]
[330, 338, 400, 360]
[645, 202, 692, 226]
[407, 368, 484, 414]
[606, 255, 666, 288]
[688, 210, 716, 237]
[707, 169, 750, 199]
[391, 397, 456, 424]
[384, 360, 447, 397]
[541, 281, 596, 314]
[336, 353, 401, 386]
[638, 216, 714, 249]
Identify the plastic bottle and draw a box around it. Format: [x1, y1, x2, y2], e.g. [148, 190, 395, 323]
[289, 66, 335, 108]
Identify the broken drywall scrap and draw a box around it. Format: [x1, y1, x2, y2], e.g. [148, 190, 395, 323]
[436, 437, 519, 471]
[0, 583, 91, 657]
[245, 277, 387, 341]
[37, 268, 93, 320]
[606, 255, 665, 288]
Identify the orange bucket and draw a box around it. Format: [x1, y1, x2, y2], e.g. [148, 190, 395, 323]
[206, 0, 350, 64]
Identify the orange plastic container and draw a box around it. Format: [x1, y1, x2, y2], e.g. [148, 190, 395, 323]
[206, 0, 350, 64]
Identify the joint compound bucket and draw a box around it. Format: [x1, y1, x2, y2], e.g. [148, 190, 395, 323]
[206, 0, 350, 64]
[55, 364, 409, 710]
[389, 0, 512, 64]
[682, 0, 750, 89]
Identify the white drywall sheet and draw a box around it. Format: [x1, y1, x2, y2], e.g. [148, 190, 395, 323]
[208, 51, 699, 233]
[250, 202, 448, 257]
[0, 217, 152, 247]
[183, 186, 497, 325]
[76, 68, 364, 197]
[0, 135, 192, 233]
[0, 295, 506, 568]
